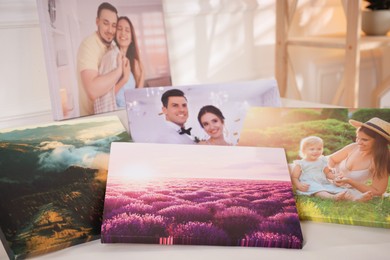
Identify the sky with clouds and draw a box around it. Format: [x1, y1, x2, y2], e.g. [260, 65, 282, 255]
[32, 117, 126, 172]
[108, 143, 290, 182]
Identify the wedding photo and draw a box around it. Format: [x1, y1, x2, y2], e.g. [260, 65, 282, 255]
[124, 79, 281, 145]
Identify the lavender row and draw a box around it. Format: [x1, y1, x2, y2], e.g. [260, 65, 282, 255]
[101, 178, 303, 248]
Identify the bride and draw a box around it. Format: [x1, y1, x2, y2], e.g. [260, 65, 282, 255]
[197, 105, 231, 146]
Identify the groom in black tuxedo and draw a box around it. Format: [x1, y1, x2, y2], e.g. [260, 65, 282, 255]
[154, 89, 195, 144]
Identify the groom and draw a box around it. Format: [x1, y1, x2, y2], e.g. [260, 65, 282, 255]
[77, 2, 122, 116]
[155, 89, 195, 144]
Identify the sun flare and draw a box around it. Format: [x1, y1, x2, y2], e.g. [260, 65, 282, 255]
[116, 164, 156, 182]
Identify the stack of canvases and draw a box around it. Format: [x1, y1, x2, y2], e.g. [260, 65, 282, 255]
[0, 114, 304, 259]
[2, 0, 389, 258]
[0, 75, 301, 258]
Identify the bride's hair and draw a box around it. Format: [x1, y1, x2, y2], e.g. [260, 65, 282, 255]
[197, 105, 225, 128]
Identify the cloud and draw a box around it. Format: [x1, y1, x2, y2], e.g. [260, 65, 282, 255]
[84, 136, 120, 148]
[90, 153, 110, 171]
[76, 122, 124, 142]
[38, 145, 107, 172]
[38, 141, 67, 151]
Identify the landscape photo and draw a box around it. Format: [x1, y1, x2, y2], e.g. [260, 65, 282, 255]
[0, 116, 130, 259]
[238, 107, 390, 228]
[101, 143, 303, 249]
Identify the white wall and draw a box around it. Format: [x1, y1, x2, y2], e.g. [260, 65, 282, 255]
[0, 0, 277, 127]
[0, 1, 51, 121]
[380, 44, 390, 107]
[0, 0, 389, 128]
[163, 0, 276, 85]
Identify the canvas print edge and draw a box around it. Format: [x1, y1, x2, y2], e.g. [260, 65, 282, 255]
[100, 143, 303, 249]
[36, 0, 172, 121]
[0, 115, 130, 258]
[238, 107, 390, 229]
[124, 78, 281, 145]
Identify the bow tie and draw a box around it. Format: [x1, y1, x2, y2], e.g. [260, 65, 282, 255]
[179, 127, 192, 135]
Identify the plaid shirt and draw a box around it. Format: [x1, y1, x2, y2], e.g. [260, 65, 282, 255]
[93, 45, 119, 114]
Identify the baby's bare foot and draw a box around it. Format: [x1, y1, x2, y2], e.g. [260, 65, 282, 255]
[334, 190, 347, 201]
[354, 191, 373, 202]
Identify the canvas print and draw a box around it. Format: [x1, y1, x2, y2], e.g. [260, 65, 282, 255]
[101, 142, 303, 249]
[37, 0, 171, 120]
[0, 116, 130, 259]
[238, 107, 390, 228]
[125, 79, 281, 145]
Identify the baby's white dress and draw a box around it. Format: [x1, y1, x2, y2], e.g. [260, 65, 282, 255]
[295, 156, 346, 195]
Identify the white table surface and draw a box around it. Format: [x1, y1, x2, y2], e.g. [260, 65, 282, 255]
[1, 221, 389, 260]
[1, 99, 389, 259]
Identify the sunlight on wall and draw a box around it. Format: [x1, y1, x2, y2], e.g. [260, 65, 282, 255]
[164, 0, 276, 85]
[138, 11, 171, 78]
[0, 27, 51, 118]
[291, 0, 346, 36]
[253, 4, 274, 44]
[164, 15, 198, 83]
[207, 13, 251, 77]
[284, 0, 390, 107]
[1, 0, 389, 125]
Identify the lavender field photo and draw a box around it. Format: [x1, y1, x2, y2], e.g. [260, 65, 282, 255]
[101, 143, 303, 249]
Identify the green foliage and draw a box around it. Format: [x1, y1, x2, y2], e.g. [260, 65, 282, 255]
[250, 119, 356, 163]
[283, 109, 322, 124]
[350, 108, 390, 123]
[320, 108, 348, 122]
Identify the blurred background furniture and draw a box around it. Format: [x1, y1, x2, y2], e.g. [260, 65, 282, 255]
[275, 0, 390, 107]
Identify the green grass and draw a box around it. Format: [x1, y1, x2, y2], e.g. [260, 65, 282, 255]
[294, 174, 390, 228]
[295, 195, 390, 228]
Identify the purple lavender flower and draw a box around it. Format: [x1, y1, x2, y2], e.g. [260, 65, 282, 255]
[158, 205, 212, 223]
[170, 221, 230, 245]
[214, 206, 261, 238]
[244, 231, 302, 249]
[102, 213, 168, 242]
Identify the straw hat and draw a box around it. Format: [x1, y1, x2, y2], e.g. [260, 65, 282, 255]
[349, 117, 390, 142]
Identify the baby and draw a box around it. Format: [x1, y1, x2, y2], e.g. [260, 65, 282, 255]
[291, 136, 348, 200]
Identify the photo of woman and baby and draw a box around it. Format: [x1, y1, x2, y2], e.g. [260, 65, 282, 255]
[238, 107, 390, 228]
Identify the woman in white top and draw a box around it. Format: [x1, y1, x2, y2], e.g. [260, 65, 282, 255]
[113, 16, 144, 108]
[328, 117, 390, 200]
[94, 16, 144, 113]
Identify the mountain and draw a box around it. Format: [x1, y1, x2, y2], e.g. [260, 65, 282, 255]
[0, 120, 122, 142]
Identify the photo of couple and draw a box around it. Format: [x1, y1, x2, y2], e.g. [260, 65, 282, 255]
[238, 107, 390, 228]
[124, 79, 281, 145]
[155, 89, 231, 145]
[37, 0, 171, 120]
[78, 2, 146, 116]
